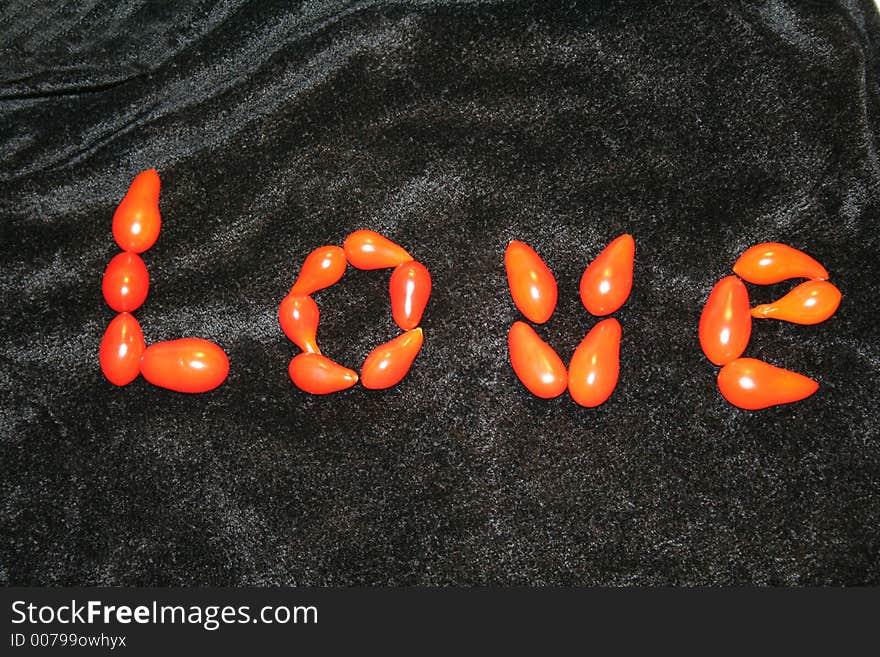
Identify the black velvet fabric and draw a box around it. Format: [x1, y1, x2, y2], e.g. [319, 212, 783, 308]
[2, 0, 879, 586]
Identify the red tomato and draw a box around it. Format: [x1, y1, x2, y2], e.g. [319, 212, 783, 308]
[389, 261, 432, 330]
[568, 318, 621, 407]
[507, 321, 567, 398]
[360, 328, 424, 390]
[698, 275, 752, 366]
[344, 230, 412, 270]
[112, 169, 161, 253]
[102, 252, 149, 312]
[288, 353, 358, 394]
[579, 234, 635, 316]
[99, 313, 146, 386]
[140, 338, 229, 393]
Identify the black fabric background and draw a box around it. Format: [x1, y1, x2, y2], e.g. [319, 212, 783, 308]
[1, 0, 879, 585]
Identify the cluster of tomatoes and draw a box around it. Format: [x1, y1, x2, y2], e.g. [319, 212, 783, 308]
[100, 171, 841, 411]
[504, 235, 635, 406]
[699, 243, 841, 409]
[99, 171, 229, 393]
[279, 232, 432, 393]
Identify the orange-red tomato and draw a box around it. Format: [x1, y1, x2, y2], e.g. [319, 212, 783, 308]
[140, 338, 229, 393]
[290, 245, 347, 295]
[278, 294, 320, 353]
[717, 358, 818, 410]
[568, 318, 621, 408]
[504, 240, 557, 324]
[699, 275, 752, 366]
[389, 261, 432, 330]
[344, 230, 412, 270]
[112, 169, 161, 253]
[507, 321, 567, 399]
[579, 234, 635, 316]
[751, 280, 841, 325]
[360, 328, 424, 389]
[733, 242, 828, 285]
[102, 252, 149, 312]
[99, 312, 146, 386]
[289, 352, 358, 394]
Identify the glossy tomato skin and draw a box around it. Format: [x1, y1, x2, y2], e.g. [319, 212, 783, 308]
[504, 241, 557, 324]
[733, 242, 828, 284]
[568, 318, 621, 408]
[507, 321, 567, 399]
[344, 230, 412, 270]
[390, 261, 432, 330]
[699, 275, 752, 366]
[112, 169, 161, 253]
[290, 246, 347, 295]
[102, 252, 150, 312]
[279, 293, 320, 353]
[140, 338, 229, 393]
[579, 234, 635, 316]
[717, 358, 818, 410]
[751, 280, 841, 325]
[360, 328, 424, 390]
[99, 312, 146, 386]
[288, 352, 358, 394]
